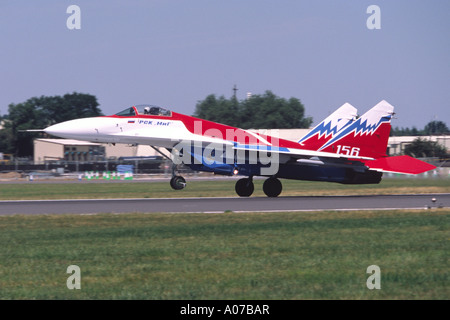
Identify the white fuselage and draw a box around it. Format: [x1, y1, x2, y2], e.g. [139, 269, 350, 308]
[44, 116, 232, 148]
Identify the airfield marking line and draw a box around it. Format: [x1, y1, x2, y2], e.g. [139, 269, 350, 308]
[1, 193, 449, 203]
[180, 206, 448, 214]
[223, 207, 447, 213]
[31, 207, 448, 216]
[0, 196, 238, 203]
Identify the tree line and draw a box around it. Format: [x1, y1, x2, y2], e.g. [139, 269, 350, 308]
[0, 93, 103, 157]
[193, 90, 313, 129]
[403, 138, 448, 159]
[391, 121, 449, 136]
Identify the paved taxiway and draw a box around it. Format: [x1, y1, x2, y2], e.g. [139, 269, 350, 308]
[0, 194, 449, 215]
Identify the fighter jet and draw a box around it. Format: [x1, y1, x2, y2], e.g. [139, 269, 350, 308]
[43, 100, 436, 197]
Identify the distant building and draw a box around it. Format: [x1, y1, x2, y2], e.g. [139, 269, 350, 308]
[388, 135, 450, 156]
[34, 139, 105, 163]
[33, 138, 170, 164]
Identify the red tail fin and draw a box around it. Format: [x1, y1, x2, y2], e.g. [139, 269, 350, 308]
[319, 100, 394, 159]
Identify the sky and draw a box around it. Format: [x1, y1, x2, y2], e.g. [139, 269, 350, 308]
[0, 0, 449, 129]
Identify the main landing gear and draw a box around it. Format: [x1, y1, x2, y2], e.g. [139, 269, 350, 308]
[262, 177, 282, 198]
[235, 177, 254, 197]
[235, 177, 283, 197]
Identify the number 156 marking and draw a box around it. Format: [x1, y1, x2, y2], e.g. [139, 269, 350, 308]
[336, 145, 360, 157]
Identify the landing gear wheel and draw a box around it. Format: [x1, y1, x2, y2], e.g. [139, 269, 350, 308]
[263, 177, 282, 197]
[170, 175, 186, 190]
[235, 178, 254, 197]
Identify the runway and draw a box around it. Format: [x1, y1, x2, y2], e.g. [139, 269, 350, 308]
[0, 194, 449, 215]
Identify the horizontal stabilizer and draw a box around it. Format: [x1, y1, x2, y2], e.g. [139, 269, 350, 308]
[365, 155, 436, 175]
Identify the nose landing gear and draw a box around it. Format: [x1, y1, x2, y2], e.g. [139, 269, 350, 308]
[170, 161, 186, 190]
[170, 175, 186, 190]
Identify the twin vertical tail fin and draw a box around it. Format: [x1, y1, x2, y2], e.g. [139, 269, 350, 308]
[318, 100, 394, 159]
[298, 103, 358, 151]
[298, 100, 436, 174]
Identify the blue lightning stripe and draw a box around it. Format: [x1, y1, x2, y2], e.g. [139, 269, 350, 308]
[234, 144, 289, 153]
[298, 118, 353, 143]
[319, 115, 392, 150]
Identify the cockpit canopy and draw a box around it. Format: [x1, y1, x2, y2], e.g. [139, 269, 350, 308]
[115, 105, 172, 117]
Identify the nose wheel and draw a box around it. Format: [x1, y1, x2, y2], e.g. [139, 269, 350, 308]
[169, 160, 186, 190]
[170, 175, 186, 190]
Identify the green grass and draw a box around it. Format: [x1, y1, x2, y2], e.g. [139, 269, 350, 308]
[0, 178, 449, 200]
[0, 210, 448, 299]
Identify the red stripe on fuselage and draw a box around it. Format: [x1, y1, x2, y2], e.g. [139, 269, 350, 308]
[104, 112, 302, 149]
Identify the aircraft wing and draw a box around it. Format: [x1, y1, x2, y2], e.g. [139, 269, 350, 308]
[232, 144, 375, 161]
[114, 126, 435, 175]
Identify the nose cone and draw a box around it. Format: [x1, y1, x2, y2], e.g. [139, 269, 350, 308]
[44, 117, 102, 140]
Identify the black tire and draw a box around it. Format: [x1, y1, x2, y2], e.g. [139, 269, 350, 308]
[235, 178, 254, 197]
[263, 177, 282, 197]
[170, 175, 186, 190]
